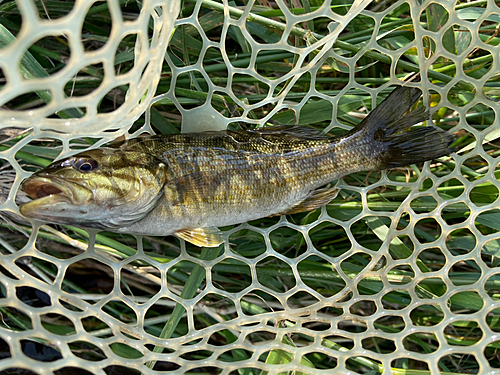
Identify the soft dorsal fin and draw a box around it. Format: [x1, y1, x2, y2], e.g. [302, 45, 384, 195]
[175, 227, 224, 247]
[253, 125, 331, 141]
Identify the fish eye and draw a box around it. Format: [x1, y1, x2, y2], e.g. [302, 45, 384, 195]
[73, 158, 98, 173]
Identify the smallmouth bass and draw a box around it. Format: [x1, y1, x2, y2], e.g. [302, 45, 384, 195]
[19, 85, 455, 247]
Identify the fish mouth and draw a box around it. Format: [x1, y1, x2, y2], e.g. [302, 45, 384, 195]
[19, 175, 93, 217]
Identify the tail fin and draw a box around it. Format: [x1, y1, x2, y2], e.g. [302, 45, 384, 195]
[348, 84, 456, 170]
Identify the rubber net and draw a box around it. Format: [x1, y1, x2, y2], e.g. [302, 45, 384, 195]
[0, 0, 499, 374]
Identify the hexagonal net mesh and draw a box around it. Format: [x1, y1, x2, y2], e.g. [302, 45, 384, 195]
[0, 0, 499, 374]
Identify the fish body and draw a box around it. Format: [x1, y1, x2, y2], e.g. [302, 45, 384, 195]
[19, 85, 455, 246]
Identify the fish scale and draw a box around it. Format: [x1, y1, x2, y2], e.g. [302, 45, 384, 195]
[19, 85, 456, 247]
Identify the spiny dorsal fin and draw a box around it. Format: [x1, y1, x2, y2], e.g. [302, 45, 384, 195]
[175, 227, 224, 247]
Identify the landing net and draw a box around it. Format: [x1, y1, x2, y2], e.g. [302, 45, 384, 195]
[0, 0, 499, 374]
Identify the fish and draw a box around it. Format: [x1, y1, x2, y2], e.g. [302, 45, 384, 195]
[19, 84, 456, 247]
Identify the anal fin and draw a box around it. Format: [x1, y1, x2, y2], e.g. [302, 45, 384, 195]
[276, 185, 340, 216]
[175, 227, 224, 247]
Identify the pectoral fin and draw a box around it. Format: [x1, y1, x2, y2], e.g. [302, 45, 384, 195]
[175, 227, 225, 247]
[276, 185, 340, 216]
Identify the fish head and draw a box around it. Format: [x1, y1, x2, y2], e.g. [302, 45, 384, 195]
[19, 148, 168, 229]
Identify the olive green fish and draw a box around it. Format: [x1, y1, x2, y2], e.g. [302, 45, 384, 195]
[19, 85, 455, 247]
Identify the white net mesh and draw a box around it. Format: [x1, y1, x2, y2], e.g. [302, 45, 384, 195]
[1, 0, 499, 374]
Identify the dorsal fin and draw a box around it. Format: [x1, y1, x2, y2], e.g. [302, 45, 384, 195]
[252, 125, 330, 141]
[121, 124, 332, 159]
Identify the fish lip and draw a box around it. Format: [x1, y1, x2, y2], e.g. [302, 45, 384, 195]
[21, 175, 92, 206]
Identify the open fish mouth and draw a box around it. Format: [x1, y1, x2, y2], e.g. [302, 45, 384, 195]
[19, 176, 93, 215]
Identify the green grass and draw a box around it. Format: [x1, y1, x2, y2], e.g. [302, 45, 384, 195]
[1, 0, 500, 374]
